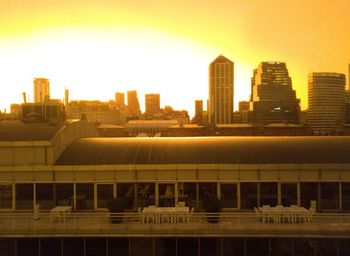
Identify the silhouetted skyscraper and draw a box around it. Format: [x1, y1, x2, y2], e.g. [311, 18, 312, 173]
[127, 90, 141, 117]
[308, 72, 345, 134]
[34, 78, 50, 103]
[193, 100, 203, 124]
[115, 92, 125, 108]
[209, 55, 234, 125]
[145, 94, 160, 115]
[64, 88, 69, 107]
[250, 62, 300, 124]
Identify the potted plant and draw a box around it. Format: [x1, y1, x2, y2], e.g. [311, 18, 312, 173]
[203, 193, 222, 223]
[108, 198, 126, 223]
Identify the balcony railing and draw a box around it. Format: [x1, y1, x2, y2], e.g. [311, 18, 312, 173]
[1, 211, 350, 238]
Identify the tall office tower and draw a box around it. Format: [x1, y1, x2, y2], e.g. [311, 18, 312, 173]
[193, 100, 203, 124]
[64, 88, 69, 107]
[115, 92, 125, 108]
[209, 55, 234, 125]
[33, 78, 50, 103]
[308, 72, 346, 134]
[250, 62, 300, 124]
[145, 94, 160, 115]
[127, 90, 141, 117]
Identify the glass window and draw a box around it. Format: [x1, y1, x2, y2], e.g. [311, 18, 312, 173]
[222, 238, 244, 256]
[55, 184, 73, 207]
[158, 184, 175, 207]
[108, 238, 129, 256]
[220, 184, 237, 208]
[260, 182, 277, 207]
[63, 238, 84, 256]
[200, 238, 221, 256]
[178, 182, 196, 209]
[130, 238, 153, 256]
[17, 238, 39, 256]
[246, 238, 269, 256]
[117, 183, 135, 210]
[342, 183, 350, 211]
[339, 239, 350, 255]
[97, 184, 113, 208]
[281, 183, 297, 206]
[85, 238, 106, 256]
[155, 238, 175, 256]
[300, 182, 318, 209]
[320, 183, 339, 211]
[293, 239, 315, 256]
[36, 183, 54, 209]
[136, 183, 155, 207]
[0, 238, 15, 256]
[40, 238, 61, 256]
[315, 239, 338, 256]
[177, 238, 199, 256]
[0, 185, 12, 209]
[240, 182, 258, 209]
[76, 183, 94, 210]
[271, 238, 292, 256]
[199, 183, 217, 210]
[15, 184, 33, 210]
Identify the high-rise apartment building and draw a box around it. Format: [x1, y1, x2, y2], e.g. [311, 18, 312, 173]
[33, 78, 50, 103]
[115, 92, 125, 108]
[127, 90, 141, 117]
[145, 94, 160, 115]
[209, 55, 234, 125]
[307, 72, 346, 134]
[250, 62, 300, 124]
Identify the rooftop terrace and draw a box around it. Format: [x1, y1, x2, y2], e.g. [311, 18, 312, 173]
[1, 212, 350, 238]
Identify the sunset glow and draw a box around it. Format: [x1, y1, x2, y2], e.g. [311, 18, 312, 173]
[1, 0, 350, 116]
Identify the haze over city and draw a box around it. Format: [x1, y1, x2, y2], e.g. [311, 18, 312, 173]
[1, 0, 350, 116]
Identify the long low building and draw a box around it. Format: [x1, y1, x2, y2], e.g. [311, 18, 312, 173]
[1, 132, 350, 255]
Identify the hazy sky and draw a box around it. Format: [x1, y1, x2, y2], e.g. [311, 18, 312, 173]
[1, 0, 349, 116]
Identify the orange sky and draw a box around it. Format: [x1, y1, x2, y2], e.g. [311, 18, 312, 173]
[0, 0, 349, 116]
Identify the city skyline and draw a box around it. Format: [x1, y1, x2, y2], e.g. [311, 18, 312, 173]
[0, 1, 350, 117]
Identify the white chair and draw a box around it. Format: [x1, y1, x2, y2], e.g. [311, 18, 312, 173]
[177, 202, 186, 207]
[254, 207, 262, 222]
[275, 205, 284, 224]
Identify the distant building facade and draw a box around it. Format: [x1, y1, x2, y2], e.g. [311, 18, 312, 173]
[33, 78, 50, 103]
[345, 92, 350, 124]
[238, 101, 250, 123]
[307, 72, 346, 134]
[250, 62, 300, 124]
[67, 100, 126, 124]
[209, 55, 234, 125]
[145, 94, 160, 116]
[192, 100, 203, 124]
[127, 90, 141, 118]
[21, 102, 66, 123]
